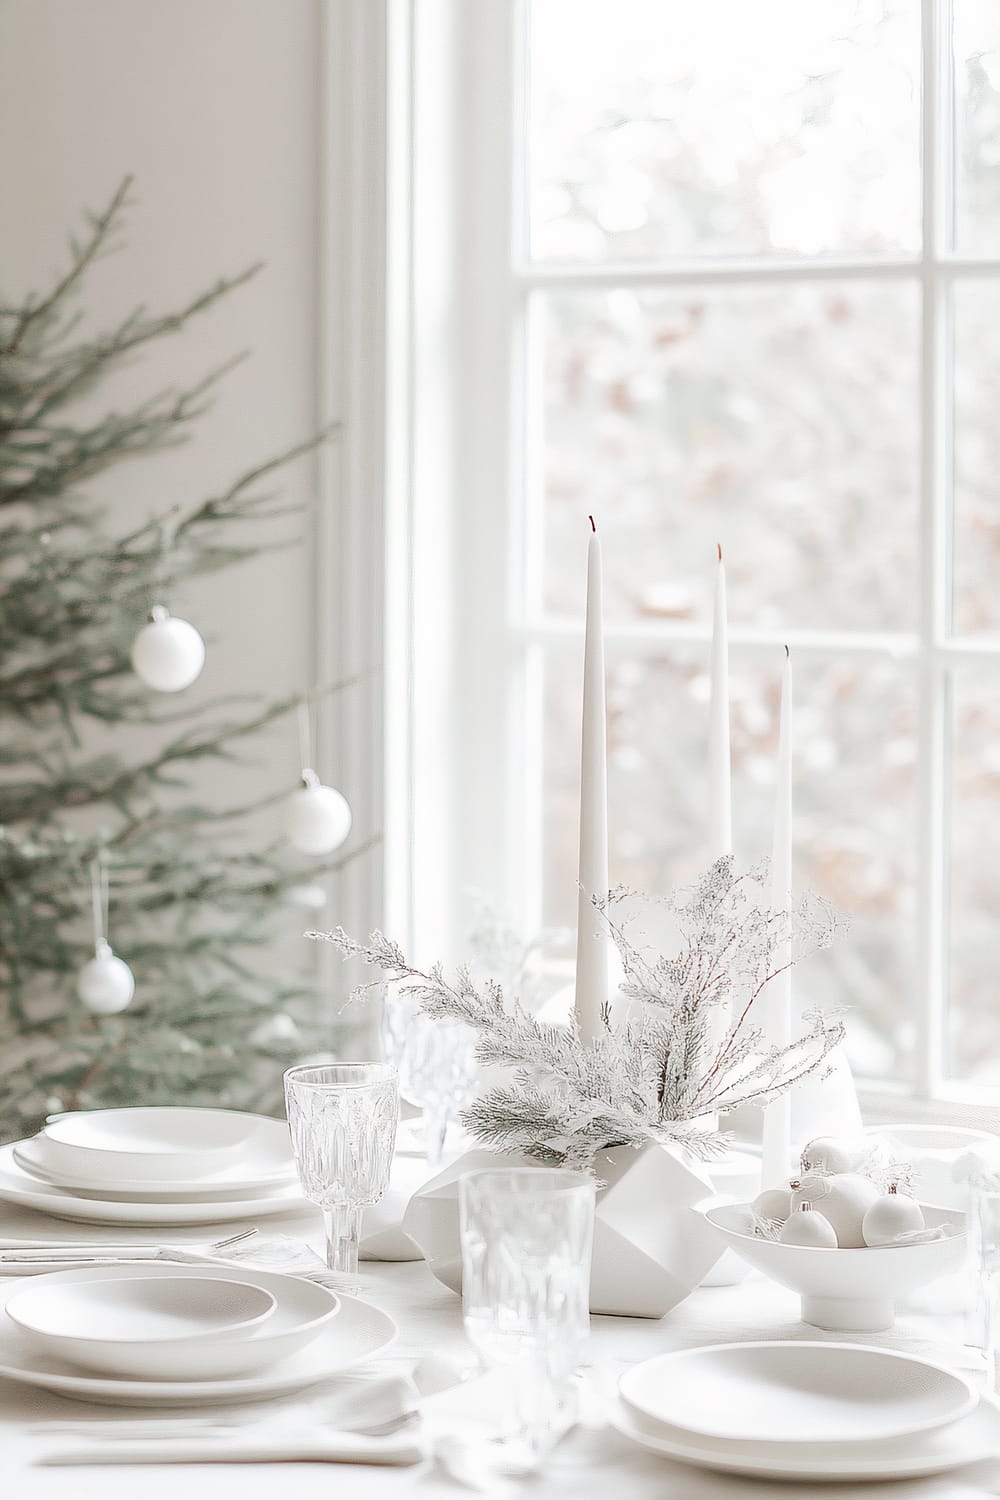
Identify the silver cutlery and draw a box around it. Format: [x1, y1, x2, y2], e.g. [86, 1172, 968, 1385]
[0, 1227, 257, 1267]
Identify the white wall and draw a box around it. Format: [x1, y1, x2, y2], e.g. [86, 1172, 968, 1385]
[0, 0, 324, 811]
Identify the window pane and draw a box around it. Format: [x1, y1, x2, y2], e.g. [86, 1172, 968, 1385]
[954, 280, 1000, 634]
[527, 0, 921, 262]
[954, 0, 1000, 254]
[536, 283, 920, 631]
[949, 666, 1000, 1082]
[542, 649, 917, 1083]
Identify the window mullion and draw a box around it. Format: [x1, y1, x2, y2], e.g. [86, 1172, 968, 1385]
[915, 0, 955, 1099]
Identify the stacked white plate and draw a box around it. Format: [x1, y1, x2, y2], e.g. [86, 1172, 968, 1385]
[0, 1107, 308, 1226]
[613, 1342, 1000, 1482]
[0, 1262, 396, 1406]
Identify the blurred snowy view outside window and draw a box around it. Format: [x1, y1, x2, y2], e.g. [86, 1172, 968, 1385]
[512, 0, 1000, 1093]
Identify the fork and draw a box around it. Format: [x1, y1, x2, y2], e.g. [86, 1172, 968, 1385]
[0, 1227, 258, 1267]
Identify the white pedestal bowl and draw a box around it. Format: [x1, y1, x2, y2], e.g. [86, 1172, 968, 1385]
[702, 1200, 966, 1331]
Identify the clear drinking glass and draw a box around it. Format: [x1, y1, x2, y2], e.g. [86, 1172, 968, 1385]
[459, 1167, 595, 1469]
[401, 1014, 478, 1167]
[969, 1174, 1000, 1382]
[283, 1062, 398, 1276]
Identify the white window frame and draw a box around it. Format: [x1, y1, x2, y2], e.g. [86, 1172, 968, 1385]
[381, 0, 1000, 1123]
[314, 0, 391, 979]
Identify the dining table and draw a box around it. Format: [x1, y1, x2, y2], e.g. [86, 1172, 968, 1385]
[2, 1192, 997, 1499]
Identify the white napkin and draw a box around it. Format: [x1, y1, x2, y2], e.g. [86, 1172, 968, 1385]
[32, 1363, 473, 1471]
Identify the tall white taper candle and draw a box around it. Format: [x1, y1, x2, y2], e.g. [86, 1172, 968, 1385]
[574, 517, 610, 1044]
[761, 646, 793, 1189]
[709, 544, 732, 859]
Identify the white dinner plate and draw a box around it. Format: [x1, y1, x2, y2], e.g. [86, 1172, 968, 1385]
[0, 1143, 306, 1226]
[610, 1394, 1000, 1483]
[18, 1113, 296, 1195]
[0, 1274, 393, 1406]
[14, 1125, 296, 1202]
[619, 1342, 976, 1446]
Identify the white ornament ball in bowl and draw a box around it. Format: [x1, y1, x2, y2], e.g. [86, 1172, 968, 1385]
[862, 1190, 926, 1247]
[779, 1206, 838, 1248]
[130, 607, 205, 693]
[700, 1199, 966, 1331]
[285, 776, 352, 855]
[752, 1186, 794, 1223]
[77, 942, 135, 1014]
[791, 1172, 879, 1248]
[799, 1135, 863, 1176]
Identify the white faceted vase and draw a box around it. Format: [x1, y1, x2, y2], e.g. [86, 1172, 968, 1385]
[401, 1140, 724, 1318]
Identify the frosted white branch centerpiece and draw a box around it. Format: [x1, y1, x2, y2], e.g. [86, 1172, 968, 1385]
[308, 857, 846, 1316]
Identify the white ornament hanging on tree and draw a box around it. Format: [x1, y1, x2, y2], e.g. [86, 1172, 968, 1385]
[131, 605, 205, 693]
[284, 882, 328, 910]
[78, 939, 135, 1015]
[77, 857, 134, 1014]
[285, 769, 352, 855]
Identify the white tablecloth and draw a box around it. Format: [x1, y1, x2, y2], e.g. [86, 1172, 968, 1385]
[2, 1197, 998, 1498]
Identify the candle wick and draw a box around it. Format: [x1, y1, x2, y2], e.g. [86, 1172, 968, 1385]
[717, 542, 723, 561]
[784, 643, 790, 658]
[588, 515, 596, 533]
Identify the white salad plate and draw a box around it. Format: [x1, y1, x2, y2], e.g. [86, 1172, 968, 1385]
[6, 1274, 279, 1380]
[610, 1394, 1000, 1483]
[0, 1267, 381, 1405]
[42, 1108, 255, 1184]
[0, 1143, 306, 1226]
[619, 1342, 977, 1446]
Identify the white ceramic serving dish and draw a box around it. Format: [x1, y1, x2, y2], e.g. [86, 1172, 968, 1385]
[3, 1263, 339, 1383]
[862, 1123, 999, 1209]
[5, 1275, 278, 1380]
[610, 1394, 1000, 1483]
[41, 1108, 254, 1184]
[0, 1278, 391, 1407]
[619, 1342, 976, 1446]
[701, 1199, 966, 1330]
[0, 1142, 306, 1226]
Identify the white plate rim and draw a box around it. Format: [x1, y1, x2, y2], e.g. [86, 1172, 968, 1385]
[0, 1290, 395, 1404]
[0, 1144, 307, 1226]
[609, 1395, 1000, 1481]
[618, 1340, 977, 1446]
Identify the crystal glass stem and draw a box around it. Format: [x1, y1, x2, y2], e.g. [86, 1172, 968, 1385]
[323, 1203, 364, 1275]
[502, 1359, 577, 1469]
[426, 1108, 450, 1169]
